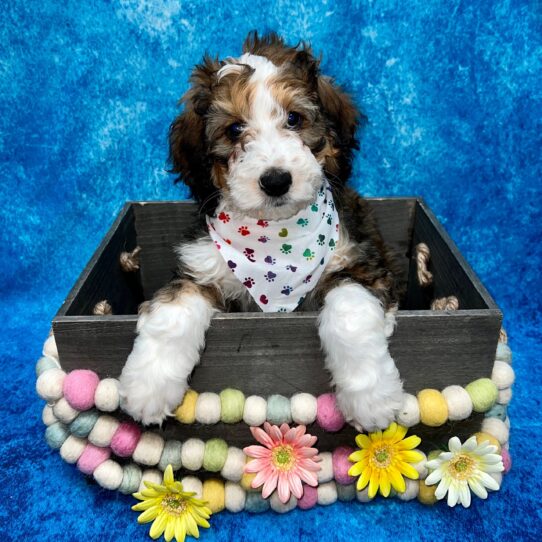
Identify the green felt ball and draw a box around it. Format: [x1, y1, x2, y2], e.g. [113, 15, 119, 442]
[245, 491, 270, 513]
[45, 422, 69, 449]
[202, 438, 228, 472]
[118, 464, 142, 495]
[465, 378, 498, 412]
[69, 410, 99, 437]
[158, 440, 183, 471]
[35, 356, 59, 376]
[485, 403, 507, 421]
[220, 389, 245, 424]
[266, 394, 292, 425]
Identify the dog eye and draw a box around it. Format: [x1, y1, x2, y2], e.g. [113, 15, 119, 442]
[227, 122, 244, 140]
[286, 111, 302, 129]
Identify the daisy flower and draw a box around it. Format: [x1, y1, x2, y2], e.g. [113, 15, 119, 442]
[425, 435, 504, 508]
[132, 465, 212, 542]
[243, 422, 321, 503]
[348, 422, 424, 498]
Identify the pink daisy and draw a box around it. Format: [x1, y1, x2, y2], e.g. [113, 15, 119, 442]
[243, 422, 322, 503]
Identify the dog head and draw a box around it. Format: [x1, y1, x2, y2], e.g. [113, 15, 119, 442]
[170, 32, 361, 218]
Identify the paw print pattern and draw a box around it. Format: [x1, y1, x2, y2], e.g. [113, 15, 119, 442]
[303, 274, 312, 284]
[238, 226, 250, 236]
[243, 248, 256, 262]
[317, 234, 326, 246]
[297, 218, 309, 228]
[280, 244, 292, 254]
[243, 277, 255, 288]
[278, 307, 288, 312]
[265, 271, 277, 282]
[286, 264, 298, 272]
[258, 236, 270, 243]
[328, 239, 336, 250]
[264, 255, 276, 265]
[218, 211, 230, 223]
[303, 248, 315, 261]
[281, 286, 293, 296]
[326, 213, 333, 225]
[311, 203, 319, 212]
[257, 219, 269, 228]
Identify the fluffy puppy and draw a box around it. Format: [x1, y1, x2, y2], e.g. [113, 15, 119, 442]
[119, 32, 404, 431]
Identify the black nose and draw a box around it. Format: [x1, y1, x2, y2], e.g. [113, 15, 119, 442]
[259, 168, 292, 197]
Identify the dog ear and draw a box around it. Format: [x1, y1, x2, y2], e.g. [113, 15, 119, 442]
[169, 55, 220, 213]
[317, 75, 362, 183]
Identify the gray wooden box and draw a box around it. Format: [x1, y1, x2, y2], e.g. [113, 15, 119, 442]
[52, 198, 502, 451]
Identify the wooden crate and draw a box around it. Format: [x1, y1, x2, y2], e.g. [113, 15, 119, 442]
[52, 198, 502, 450]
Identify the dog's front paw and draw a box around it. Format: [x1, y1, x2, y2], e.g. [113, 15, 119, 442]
[118, 337, 188, 426]
[336, 375, 404, 432]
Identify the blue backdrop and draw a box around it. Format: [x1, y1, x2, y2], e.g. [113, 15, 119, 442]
[1, 1, 541, 541]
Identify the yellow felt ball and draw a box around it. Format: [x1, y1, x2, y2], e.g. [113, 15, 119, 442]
[240, 471, 257, 492]
[174, 390, 198, 424]
[202, 478, 225, 513]
[417, 389, 448, 427]
[473, 432, 502, 453]
[417, 481, 437, 505]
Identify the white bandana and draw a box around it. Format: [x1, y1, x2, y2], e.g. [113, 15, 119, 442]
[207, 182, 340, 312]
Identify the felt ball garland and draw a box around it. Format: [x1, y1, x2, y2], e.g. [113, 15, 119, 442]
[35, 330, 514, 513]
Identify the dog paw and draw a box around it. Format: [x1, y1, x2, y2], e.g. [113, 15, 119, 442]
[336, 375, 404, 432]
[118, 336, 188, 426]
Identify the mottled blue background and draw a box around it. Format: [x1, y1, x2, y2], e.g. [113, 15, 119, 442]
[1, 1, 541, 541]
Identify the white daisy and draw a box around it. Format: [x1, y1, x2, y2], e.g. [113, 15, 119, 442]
[425, 435, 504, 508]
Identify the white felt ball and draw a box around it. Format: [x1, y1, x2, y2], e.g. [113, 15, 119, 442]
[482, 417, 509, 445]
[356, 487, 371, 503]
[225, 482, 246, 513]
[42, 333, 59, 360]
[133, 432, 165, 466]
[412, 450, 428, 479]
[317, 481, 338, 506]
[504, 416, 511, 429]
[270, 492, 297, 513]
[181, 476, 203, 499]
[317, 452, 333, 483]
[59, 435, 87, 464]
[220, 447, 245, 482]
[243, 395, 267, 426]
[492, 361, 515, 389]
[94, 378, 120, 412]
[195, 392, 221, 424]
[290, 393, 318, 425]
[396, 393, 420, 427]
[53, 398, 80, 424]
[36, 368, 66, 402]
[42, 405, 57, 426]
[442, 385, 473, 421]
[88, 416, 120, 447]
[498, 388, 512, 405]
[181, 438, 205, 471]
[397, 478, 419, 501]
[94, 459, 124, 490]
[138, 469, 162, 492]
[489, 472, 503, 488]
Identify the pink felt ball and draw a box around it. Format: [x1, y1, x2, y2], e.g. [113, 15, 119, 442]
[316, 393, 345, 432]
[501, 448, 512, 473]
[297, 484, 318, 510]
[110, 422, 142, 457]
[63, 370, 100, 411]
[332, 446, 356, 485]
[77, 443, 111, 475]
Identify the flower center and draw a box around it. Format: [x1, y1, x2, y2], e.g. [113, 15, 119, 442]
[162, 495, 188, 516]
[272, 444, 295, 470]
[449, 454, 476, 480]
[372, 445, 392, 468]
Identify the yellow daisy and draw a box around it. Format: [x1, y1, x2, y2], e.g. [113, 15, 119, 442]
[348, 422, 424, 498]
[132, 465, 212, 542]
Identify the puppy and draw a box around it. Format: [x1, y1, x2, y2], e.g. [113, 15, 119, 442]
[119, 32, 404, 431]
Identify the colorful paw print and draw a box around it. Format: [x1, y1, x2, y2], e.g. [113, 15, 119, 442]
[218, 211, 230, 223]
[286, 264, 298, 272]
[311, 203, 319, 212]
[278, 228, 288, 237]
[238, 226, 250, 236]
[280, 243, 292, 254]
[328, 239, 336, 250]
[265, 271, 277, 282]
[297, 218, 309, 228]
[281, 286, 293, 296]
[258, 235, 270, 243]
[243, 248, 256, 262]
[303, 274, 312, 284]
[243, 277, 254, 288]
[303, 248, 315, 261]
[317, 234, 326, 246]
[264, 255, 276, 265]
[326, 213, 333, 225]
[257, 219, 269, 228]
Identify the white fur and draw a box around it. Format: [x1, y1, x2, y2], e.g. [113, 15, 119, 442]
[118, 290, 217, 425]
[318, 282, 404, 431]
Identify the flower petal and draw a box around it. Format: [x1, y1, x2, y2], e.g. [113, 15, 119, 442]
[243, 445, 271, 459]
[164, 516, 176, 542]
[132, 499, 162, 511]
[447, 483, 460, 507]
[261, 470, 279, 498]
[448, 437, 462, 453]
[425, 468, 443, 486]
[163, 465, 174, 486]
[355, 434, 371, 449]
[397, 435, 421, 450]
[288, 471, 304, 499]
[149, 512, 168, 539]
[244, 458, 268, 473]
[397, 450, 424, 463]
[379, 471, 391, 497]
[184, 511, 200, 538]
[392, 425, 408, 442]
[468, 477, 488, 499]
[250, 426, 275, 449]
[137, 507, 161, 524]
[382, 423, 397, 441]
[396, 461, 420, 480]
[388, 468, 406, 493]
[277, 474, 291, 503]
[459, 481, 471, 508]
[349, 450, 368, 463]
[368, 469, 380, 499]
[175, 516, 187, 542]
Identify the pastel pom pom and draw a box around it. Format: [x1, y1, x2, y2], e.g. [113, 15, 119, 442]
[266, 394, 292, 425]
[63, 370, 100, 411]
[77, 443, 111, 475]
[45, 422, 70, 449]
[225, 482, 246, 513]
[243, 395, 267, 426]
[118, 464, 142, 495]
[290, 393, 318, 425]
[317, 452, 333, 483]
[110, 422, 141, 457]
[336, 483, 356, 502]
[220, 447, 245, 482]
[94, 378, 120, 412]
[36, 368, 66, 402]
[501, 447, 512, 473]
[316, 393, 345, 432]
[93, 459, 123, 490]
[245, 492, 270, 513]
[132, 432, 165, 466]
[297, 485, 318, 509]
[69, 410, 99, 438]
[441, 385, 473, 421]
[465, 378, 498, 412]
[270, 492, 297, 513]
[220, 388, 245, 423]
[202, 478, 225, 513]
[203, 438, 228, 472]
[417, 389, 448, 427]
[158, 440, 183, 471]
[332, 446, 356, 485]
[492, 361, 515, 389]
[195, 392, 221, 424]
[317, 481, 338, 506]
[396, 393, 420, 427]
[175, 390, 198, 424]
